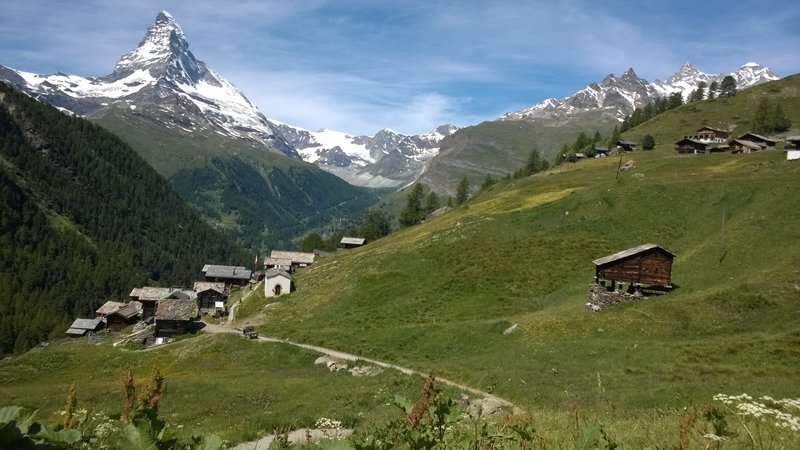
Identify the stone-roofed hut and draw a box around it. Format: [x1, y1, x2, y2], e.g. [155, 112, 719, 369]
[593, 243, 675, 290]
[267, 250, 315, 272]
[106, 301, 142, 331]
[616, 140, 638, 152]
[66, 318, 104, 337]
[154, 299, 196, 337]
[675, 138, 708, 154]
[729, 139, 763, 154]
[738, 133, 777, 148]
[201, 264, 252, 286]
[339, 236, 366, 249]
[130, 287, 174, 321]
[265, 269, 292, 297]
[193, 281, 227, 315]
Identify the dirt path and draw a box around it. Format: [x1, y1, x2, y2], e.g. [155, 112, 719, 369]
[202, 319, 523, 414]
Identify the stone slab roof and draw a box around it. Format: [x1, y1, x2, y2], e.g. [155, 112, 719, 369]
[202, 264, 251, 280]
[593, 243, 675, 266]
[66, 317, 103, 335]
[340, 236, 365, 246]
[155, 299, 195, 321]
[265, 268, 292, 280]
[270, 250, 315, 265]
[96, 300, 125, 316]
[193, 282, 226, 295]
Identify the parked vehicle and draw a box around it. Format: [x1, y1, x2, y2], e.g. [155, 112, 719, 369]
[242, 326, 258, 339]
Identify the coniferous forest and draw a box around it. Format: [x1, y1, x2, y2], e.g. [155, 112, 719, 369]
[0, 83, 248, 354]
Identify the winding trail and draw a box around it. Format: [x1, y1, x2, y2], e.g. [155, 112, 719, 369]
[203, 297, 523, 415]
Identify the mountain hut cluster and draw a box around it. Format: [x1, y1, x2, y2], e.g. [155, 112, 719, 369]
[65, 239, 366, 346]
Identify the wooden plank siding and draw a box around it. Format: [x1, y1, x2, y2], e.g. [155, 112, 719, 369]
[595, 248, 673, 287]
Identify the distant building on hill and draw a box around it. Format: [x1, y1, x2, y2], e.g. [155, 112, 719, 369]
[193, 282, 227, 315]
[738, 133, 777, 148]
[65, 318, 104, 337]
[593, 243, 675, 291]
[201, 264, 252, 286]
[339, 236, 365, 249]
[266, 250, 315, 273]
[729, 139, 763, 154]
[265, 269, 292, 297]
[154, 299, 196, 337]
[684, 126, 730, 143]
[675, 138, 708, 154]
[615, 140, 638, 152]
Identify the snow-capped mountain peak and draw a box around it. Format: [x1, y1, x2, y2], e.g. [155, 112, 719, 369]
[112, 10, 191, 80]
[0, 11, 297, 158]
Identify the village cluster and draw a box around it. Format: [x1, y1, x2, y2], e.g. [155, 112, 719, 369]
[575, 132, 800, 160]
[65, 238, 366, 345]
[675, 127, 800, 157]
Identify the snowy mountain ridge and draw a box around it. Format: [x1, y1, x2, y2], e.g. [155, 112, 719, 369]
[273, 121, 458, 188]
[502, 61, 779, 122]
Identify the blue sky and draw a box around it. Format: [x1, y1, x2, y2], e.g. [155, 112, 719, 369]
[1, 0, 798, 135]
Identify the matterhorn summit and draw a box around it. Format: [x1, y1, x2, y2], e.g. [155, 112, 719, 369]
[0, 11, 296, 157]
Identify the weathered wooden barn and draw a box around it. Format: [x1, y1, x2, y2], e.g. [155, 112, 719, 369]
[593, 243, 675, 289]
[675, 138, 708, 154]
[154, 299, 196, 337]
[193, 281, 227, 314]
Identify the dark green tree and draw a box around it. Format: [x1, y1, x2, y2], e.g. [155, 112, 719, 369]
[299, 232, 325, 253]
[399, 183, 425, 227]
[423, 191, 440, 215]
[719, 76, 737, 98]
[455, 177, 470, 205]
[361, 210, 391, 241]
[770, 104, 791, 133]
[708, 80, 719, 99]
[641, 134, 656, 150]
[667, 92, 684, 109]
[480, 174, 496, 191]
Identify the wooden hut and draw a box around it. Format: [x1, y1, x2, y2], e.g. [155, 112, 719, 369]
[593, 243, 675, 290]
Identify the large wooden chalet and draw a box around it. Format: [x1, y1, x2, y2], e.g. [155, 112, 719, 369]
[593, 243, 675, 290]
[684, 126, 730, 143]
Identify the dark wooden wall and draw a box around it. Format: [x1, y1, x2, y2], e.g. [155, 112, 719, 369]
[596, 249, 673, 287]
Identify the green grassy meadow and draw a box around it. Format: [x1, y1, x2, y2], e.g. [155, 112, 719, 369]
[262, 147, 800, 418]
[3, 81, 800, 446]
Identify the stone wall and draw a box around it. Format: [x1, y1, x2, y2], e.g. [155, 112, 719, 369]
[585, 283, 644, 312]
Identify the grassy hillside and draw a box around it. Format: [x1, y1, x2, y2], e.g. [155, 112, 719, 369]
[263, 146, 800, 418]
[421, 111, 619, 196]
[622, 73, 800, 147]
[96, 111, 379, 251]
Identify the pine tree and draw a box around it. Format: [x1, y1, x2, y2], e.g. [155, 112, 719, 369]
[455, 177, 470, 205]
[708, 80, 719, 99]
[399, 184, 425, 227]
[481, 174, 496, 191]
[423, 191, 440, 214]
[642, 134, 656, 150]
[719, 76, 737, 98]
